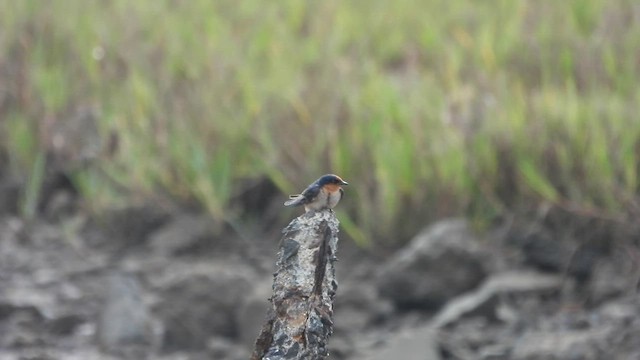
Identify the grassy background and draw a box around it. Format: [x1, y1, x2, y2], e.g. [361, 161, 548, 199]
[1, 0, 638, 244]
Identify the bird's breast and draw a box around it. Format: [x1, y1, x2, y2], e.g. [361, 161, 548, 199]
[326, 190, 341, 208]
[303, 187, 342, 211]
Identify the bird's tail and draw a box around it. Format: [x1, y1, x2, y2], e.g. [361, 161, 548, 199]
[284, 195, 303, 206]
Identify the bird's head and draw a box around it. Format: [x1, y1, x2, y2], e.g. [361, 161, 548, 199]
[317, 174, 349, 186]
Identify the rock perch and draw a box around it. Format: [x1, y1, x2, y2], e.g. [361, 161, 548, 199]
[252, 209, 340, 360]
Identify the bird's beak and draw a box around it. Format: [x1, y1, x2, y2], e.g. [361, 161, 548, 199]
[341, 180, 349, 185]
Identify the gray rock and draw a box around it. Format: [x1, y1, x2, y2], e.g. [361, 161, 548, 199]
[512, 329, 609, 360]
[155, 263, 254, 351]
[595, 297, 640, 360]
[97, 273, 155, 355]
[597, 300, 637, 325]
[376, 219, 488, 310]
[588, 258, 632, 305]
[208, 336, 251, 360]
[236, 280, 271, 349]
[363, 326, 441, 360]
[431, 271, 563, 328]
[0, 303, 46, 349]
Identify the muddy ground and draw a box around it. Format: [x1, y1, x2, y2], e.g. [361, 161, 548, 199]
[1, 174, 639, 360]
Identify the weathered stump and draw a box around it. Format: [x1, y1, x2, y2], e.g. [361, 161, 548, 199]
[251, 209, 340, 360]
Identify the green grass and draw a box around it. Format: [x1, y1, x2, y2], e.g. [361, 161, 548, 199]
[1, 0, 638, 244]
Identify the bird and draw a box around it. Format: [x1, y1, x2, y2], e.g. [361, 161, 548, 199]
[284, 174, 349, 212]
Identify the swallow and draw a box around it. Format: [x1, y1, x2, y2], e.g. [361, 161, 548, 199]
[284, 174, 349, 212]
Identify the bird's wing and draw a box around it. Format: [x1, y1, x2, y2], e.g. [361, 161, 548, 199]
[300, 182, 322, 200]
[284, 183, 321, 207]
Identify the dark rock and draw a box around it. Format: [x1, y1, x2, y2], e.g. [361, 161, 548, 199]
[147, 214, 217, 256]
[509, 227, 572, 273]
[39, 172, 78, 219]
[84, 205, 171, 251]
[566, 243, 602, 281]
[376, 219, 488, 311]
[0, 303, 46, 349]
[507, 225, 602, 280]
[48, 313, 85, 336]
[0, 303, 42, 322]
[230, 176, 281, 222]
[156, 263, 254, 351]
[0, 179, 20, 215]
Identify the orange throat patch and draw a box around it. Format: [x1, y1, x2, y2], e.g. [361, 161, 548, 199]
[323, 183, 341, 193]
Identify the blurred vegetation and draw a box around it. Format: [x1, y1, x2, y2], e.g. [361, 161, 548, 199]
[1, 0, 639, 244]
